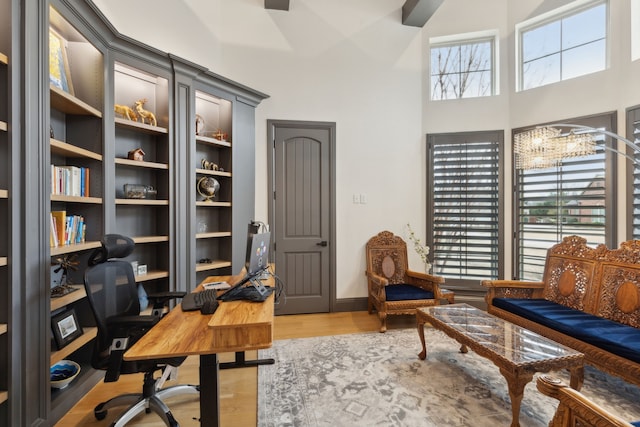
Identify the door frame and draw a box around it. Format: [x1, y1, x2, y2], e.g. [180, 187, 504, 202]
[267, 119, 337, 312]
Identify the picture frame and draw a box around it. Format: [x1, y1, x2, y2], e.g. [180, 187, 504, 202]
[49, 28, 75, 95]
[51, 308, 83, 349]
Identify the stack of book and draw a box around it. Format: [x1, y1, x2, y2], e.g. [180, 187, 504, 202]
[51, 165, 90, 197]
[50, 211, 86, 247]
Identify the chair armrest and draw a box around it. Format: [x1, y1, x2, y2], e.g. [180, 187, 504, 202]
[536, 376, 636, 427]
[406, 270, 445, 298]
[482, 279, 545, 305]
[365, 270, 388, 302]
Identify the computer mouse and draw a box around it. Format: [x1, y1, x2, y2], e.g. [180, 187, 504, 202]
[200, 299, 219, 315]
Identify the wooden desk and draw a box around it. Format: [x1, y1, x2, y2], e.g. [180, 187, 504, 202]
[125, 273, 274, 426]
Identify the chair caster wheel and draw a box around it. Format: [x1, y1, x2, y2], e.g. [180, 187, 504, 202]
[95, 409, 107, 421]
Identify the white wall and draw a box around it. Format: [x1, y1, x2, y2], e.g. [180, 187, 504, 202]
[92, 0, 640, 301]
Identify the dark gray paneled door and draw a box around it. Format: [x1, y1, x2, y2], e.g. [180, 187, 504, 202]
[269, 121, 335, 314]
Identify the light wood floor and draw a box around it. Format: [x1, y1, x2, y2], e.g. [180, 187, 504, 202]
[56, 311, 416, 426]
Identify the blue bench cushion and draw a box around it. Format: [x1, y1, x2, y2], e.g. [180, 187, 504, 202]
[492, 298, 640, 364]
[385, 284, 434, 302]
[632, 421, 640, 427]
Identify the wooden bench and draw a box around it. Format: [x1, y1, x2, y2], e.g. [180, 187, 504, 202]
[482, 236, 640, 388]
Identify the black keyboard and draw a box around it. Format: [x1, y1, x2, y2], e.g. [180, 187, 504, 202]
[181, 289, 219, 311]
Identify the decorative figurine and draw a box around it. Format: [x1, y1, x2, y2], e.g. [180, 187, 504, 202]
[114, 104, 138, 121]
[134, 99, 157, 126]
[128, 148, 145, 161]
[195, 114, 205, 135]
[201, 158, 219, 171]
[212, 129, 228, 141]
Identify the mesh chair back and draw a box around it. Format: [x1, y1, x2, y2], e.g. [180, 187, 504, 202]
[84, 260, 140, 368]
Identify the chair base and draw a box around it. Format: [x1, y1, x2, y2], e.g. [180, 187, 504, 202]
[94, 377, 199, 427]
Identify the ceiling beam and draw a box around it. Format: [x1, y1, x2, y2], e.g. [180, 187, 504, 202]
[265, 0, 290, 11]
[402, 0, 444, 27]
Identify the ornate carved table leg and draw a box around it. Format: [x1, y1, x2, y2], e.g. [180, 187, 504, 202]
[569, 365, 584, 391]
[417, 312, 427, 360]
[499, 368, 533, 427]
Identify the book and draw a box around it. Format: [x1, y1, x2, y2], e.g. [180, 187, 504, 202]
[49, 213, 59, 247]
[51, 210, 66, 246]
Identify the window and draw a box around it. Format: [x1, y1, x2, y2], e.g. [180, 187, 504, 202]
[514, 114, 617, 281]
[627, 106, 640, 239]
[518, 0, 607, 91]
[430, 34, 495, 100]
[426, 131, 503, 292]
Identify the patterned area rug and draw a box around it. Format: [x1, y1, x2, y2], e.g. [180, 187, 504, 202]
[258, 328, 640, 427]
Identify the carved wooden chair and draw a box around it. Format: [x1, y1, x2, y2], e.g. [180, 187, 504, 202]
[365, 230, 446, 332]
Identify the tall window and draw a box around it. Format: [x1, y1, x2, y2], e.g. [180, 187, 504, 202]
[514, 114, 617, 281]
[430, 34, 495, 100]
[518, 0, 607, 91]
[628, 106, 640, 239]
[426, 131, 503, 292]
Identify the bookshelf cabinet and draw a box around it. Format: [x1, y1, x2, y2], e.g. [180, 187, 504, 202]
[2, 0, 267, 424]
[113, 61, 172, 295]
[48, 4, 106, 421]
[194, 91, 234, 282]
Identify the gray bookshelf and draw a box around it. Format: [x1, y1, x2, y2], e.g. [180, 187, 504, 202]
[0, 0, 269, 424]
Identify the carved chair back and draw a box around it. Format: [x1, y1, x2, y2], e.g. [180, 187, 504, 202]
[366, 231, 409, 285]
[542, 235, 601, 314]
[594, 240, 640, 328]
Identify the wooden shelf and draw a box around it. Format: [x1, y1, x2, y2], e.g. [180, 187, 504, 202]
[0, 189, 7, 198]
[50, 327, 97, 365]
[0, 52, 7, 64]
[115, 158, 169, 170]
[115, 117, 168, 134]
[135, 270, 169, 282]
[50, 138, 102, 161]
[0, 121, 6, 132]
[195, 260, 232, 272]
[116, 199, 169, 206]
[132, 235, 169, 244]
[196, 201, 231, 207]
[50, 85, 102, 117]
[50, 241, 101, 256]
[196, 135, 231, 147]
[195, 168, 231, 177]
[0, 390, 7, 405]
[0, 257, 6, 267]
[50, 194, 102, 204]
[0, 324, 6, 335]
[196, 231, 232, 239]
[51, 285, 86, 311]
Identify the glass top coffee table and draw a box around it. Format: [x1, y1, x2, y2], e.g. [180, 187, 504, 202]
[417, 303, 584, 427]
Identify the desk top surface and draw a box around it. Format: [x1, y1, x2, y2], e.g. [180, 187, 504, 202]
[125, 272, 274, 360]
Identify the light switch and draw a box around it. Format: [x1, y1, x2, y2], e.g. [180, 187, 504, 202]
[360, 193, 367, 204]
[353, 194, 360, 204]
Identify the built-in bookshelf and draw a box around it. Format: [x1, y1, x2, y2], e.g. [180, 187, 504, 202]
[0, 1, 266, 423]
[113, 61, 172, 294]
[48, 5, 105, 422]
[194, 91, 233, 283]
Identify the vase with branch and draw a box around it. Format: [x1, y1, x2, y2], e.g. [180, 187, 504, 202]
[406, 223, 432, 273]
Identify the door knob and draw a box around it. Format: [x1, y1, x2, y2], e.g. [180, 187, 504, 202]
[317, 241, 328, 247]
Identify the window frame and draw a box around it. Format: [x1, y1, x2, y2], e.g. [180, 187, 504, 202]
[429, 31, 498, 101]
[516, 0, 608, 92]
[426, 130, 504, 294]
[512, 113, 619, 281]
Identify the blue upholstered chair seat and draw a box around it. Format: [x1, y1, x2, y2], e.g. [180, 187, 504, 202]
[385, 284, 434, 302]
[632, 421, 640, 426]
[492, 298, 640, 364]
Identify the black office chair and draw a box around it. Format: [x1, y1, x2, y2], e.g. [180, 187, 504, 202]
[83, 234, 199, 427]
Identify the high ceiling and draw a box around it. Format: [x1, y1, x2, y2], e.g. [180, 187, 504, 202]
[264, 0, 444, 27]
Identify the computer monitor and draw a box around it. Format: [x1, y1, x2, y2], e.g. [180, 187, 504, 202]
[218, 229, 272, 302]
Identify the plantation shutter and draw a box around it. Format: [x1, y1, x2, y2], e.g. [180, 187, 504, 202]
[427, 131, 502, 289]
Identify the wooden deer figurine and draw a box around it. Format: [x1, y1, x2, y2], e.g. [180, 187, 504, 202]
[114, 104, 138, 121]
[134, 99, 157, 126]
